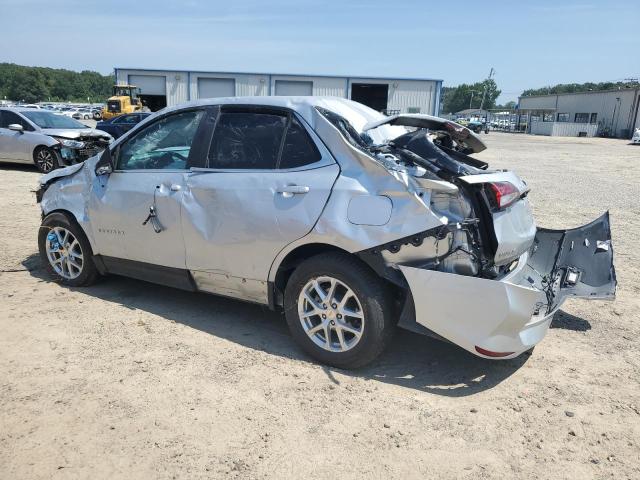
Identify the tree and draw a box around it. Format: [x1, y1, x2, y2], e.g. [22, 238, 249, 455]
[521, 81, 638, 97]
[495, 100, 516, 110]
[441, 79, 501, 114]
[0, 63, 114, 103]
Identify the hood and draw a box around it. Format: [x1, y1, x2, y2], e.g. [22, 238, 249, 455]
[42, 128, 112, 140]
[363, 114, 487, 153]
[39, 161, 85, 186]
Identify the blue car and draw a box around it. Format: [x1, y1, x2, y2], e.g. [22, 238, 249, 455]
[95, 113, 151, 139]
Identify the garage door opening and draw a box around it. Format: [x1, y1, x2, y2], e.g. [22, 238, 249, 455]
[139, 95, 167, 112]
[351, 83, 389, 112]
[129, 74, 167, 112]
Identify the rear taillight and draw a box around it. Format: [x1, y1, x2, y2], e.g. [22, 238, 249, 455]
[487, 181, 520, 210]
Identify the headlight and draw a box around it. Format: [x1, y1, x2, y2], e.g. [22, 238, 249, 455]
[55, 138, 85, 148]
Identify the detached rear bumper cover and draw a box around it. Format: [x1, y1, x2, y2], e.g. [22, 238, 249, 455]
[399, 212, 616, 358]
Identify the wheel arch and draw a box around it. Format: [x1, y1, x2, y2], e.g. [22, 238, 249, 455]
[42, 208, 97, 254]
[270, 242, 353, 309]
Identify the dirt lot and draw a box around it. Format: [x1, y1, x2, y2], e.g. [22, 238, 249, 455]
[1, 133, 639, 479]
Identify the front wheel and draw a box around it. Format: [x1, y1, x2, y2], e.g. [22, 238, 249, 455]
[38, 212, 100, 287]
[284, 252, 395, 369]
[34, 146, 58, 173]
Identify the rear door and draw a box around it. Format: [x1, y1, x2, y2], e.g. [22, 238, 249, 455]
[182, 106, 339, 303]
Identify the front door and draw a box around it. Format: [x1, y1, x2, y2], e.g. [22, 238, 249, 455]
[181, 107, 339, 303]
[89, 108, 206, 268]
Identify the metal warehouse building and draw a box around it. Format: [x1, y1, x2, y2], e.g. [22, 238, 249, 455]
[518, 88, 640, 138]
[114, 67, 443, 116]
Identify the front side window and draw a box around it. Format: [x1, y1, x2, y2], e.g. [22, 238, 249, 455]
[117, 109, 204, 170]
[1, 111, 33, 130]
[208, 112, 287, 169]
[114, 114, 137, 125]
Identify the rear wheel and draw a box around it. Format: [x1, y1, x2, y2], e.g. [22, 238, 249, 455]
[34, 146, 58, 173]
[284, 252, 395, 369]
[38, 212, 100, 287]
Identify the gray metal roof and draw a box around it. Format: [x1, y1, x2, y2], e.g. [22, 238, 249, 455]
[114, 67, 443, 83]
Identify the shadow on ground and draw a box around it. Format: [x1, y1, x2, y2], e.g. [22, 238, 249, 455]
[0, 164, 39, 173]
[21, 253, 599, 397]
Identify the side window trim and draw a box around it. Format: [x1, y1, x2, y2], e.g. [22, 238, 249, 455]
[202, 106, 333, 172]
[113, 107, 206, 171]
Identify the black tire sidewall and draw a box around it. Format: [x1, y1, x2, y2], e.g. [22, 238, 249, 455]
[284, 253, 393, 369]
[38, 212, 99, 287]
[34, 146, 59, 173]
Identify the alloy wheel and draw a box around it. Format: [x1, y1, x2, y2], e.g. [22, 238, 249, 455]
[45, 227, 84, 280]
[36, 149, 56, 173]
[298, 276, 365, 352]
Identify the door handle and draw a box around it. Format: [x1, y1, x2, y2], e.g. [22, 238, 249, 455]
[276, 185, 309, 196]
[170, 184, 182, 192]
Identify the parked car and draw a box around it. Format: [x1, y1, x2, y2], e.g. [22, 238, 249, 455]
[0, 107, 112, 173]
[467, 120, 489, 134]
[96, 112, 151, 139]
[72, 108, 93, 120]
[632, 128, 640, 145]
[35, 97, 616, 368]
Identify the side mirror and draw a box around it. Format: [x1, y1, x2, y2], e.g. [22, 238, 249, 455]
[8, 124, 24, 133]
[95, 148, 114, 176]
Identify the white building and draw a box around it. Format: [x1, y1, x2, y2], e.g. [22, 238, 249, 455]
[114, 67, 443, 116]
[518, 88, 640, 138]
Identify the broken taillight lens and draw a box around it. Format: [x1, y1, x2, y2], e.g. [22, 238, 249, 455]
[487, 181, 520, 210]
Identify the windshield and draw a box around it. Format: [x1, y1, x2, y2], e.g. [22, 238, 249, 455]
[22, 111, 88, 129]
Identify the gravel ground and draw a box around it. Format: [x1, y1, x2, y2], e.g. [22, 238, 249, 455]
[1, 132, 639, 479]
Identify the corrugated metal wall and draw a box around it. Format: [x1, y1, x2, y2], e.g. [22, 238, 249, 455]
[116, 69, 442, 115]
[519, 89, 640, 137]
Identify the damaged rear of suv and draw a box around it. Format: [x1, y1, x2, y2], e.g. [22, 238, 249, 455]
[36, 97, 616, 368]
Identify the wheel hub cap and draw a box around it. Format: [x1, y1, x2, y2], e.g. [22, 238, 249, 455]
[45, 227, 84, 280]
[298, 276, 365, 353]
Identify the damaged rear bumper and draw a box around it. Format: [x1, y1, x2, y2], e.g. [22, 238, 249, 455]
[398, 212, 616, 359]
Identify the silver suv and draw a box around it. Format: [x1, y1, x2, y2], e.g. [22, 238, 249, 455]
[36, 97, 616, 368]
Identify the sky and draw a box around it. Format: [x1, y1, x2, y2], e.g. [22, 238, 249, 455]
[2, 0, 639, 102]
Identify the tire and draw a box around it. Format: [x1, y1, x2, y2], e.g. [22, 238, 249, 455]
[38, 212, 100, 287]
[34, 146, 59, 174]
[284, 252, 395, 369]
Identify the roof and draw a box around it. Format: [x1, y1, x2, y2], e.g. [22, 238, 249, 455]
[114, 67, 444, 83]
[455, 108, 488, 115]
[519, 87, 640, 100]
[157, 95, 390, 130]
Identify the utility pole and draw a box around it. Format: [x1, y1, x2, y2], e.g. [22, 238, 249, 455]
[479, 67, 495, 112]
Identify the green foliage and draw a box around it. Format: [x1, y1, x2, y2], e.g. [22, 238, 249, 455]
[495, 100, 516, 110]
[522, 81, 638, 97]
[0, 63, 114, 103]
[441, 79, 501, 114]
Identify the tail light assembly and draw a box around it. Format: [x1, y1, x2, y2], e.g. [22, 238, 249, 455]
[486, 181, 522, 210]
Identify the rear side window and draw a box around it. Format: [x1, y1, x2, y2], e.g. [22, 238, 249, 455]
[279, 116, 321, 169]
[207, 110, 323, 170]
[208, 112, 286, 169]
